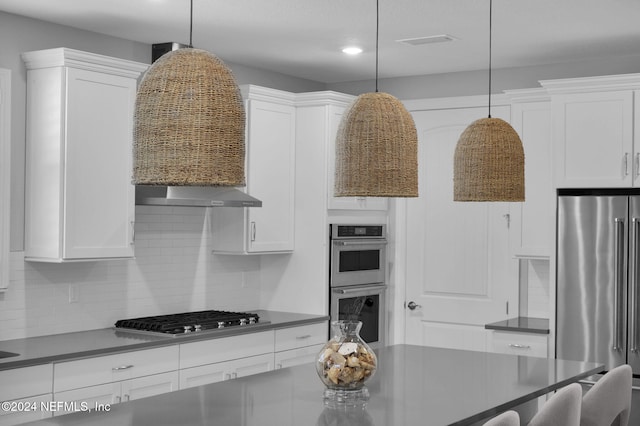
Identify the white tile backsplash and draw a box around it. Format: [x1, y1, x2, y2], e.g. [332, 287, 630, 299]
[0, 206, 261, 341]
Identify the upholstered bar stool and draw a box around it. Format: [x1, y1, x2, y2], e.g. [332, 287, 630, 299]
[580, 364, 632, 426]
[483, 410, 520, 426]
[527, 383, 582, 426]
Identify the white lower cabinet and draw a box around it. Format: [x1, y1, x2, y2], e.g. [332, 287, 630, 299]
[274, 322, 327, 369]
[179, 331, 275, 389]
[0, 322, 328, 424]
[487, 331, 549, 358]
[0, 364, 53, 426]
[179, 353, 274, 389]
[52, 346, 179, 415]
[0, 394, 52, 426]
[53, 371, 178, 416]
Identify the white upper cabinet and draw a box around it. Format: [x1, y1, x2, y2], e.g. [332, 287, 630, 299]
[294, 91, 387, 211]
[325, 101, 388, 211]
[0, 68, 10, 290]
[505, 89, 553, 258]
[212, 85, 296, 254]
[22, 48, 147, 262]
[541, 74, 640, 188]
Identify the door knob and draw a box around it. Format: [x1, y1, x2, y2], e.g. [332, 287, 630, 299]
[406, 301, 421, 310]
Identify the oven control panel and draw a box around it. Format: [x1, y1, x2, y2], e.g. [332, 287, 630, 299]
[332, 225, 385, 239]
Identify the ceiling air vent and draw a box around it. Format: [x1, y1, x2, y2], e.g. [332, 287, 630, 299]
[397, 34, 458, 46]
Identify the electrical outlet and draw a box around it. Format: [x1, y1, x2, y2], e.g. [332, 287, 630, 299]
[68, 284, 79, 303]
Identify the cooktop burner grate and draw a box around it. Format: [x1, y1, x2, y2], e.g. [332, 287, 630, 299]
[114, 310, 261, 335]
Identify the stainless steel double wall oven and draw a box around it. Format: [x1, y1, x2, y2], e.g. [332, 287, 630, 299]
[329, 224, 387, 348]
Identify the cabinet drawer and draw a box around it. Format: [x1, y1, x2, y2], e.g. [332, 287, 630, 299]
[274, 322, 327, 352]
[179, 330, 274, 369]
[489, 331, 548, 358]
[0, 364, 53, 401]
[54, 346, 179, 392]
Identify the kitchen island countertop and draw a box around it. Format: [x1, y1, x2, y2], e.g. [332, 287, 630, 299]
[0, 310, 328, 370]
[20, 344, 604, 426]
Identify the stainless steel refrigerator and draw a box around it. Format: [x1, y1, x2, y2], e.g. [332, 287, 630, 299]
[557, 189, 640, 423]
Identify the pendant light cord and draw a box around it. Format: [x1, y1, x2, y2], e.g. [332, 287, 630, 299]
[375, 0, 379, 93]
[189, 0, 194, 48]
[487, 0, 492, 118]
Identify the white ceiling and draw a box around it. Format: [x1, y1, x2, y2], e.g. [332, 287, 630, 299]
[1, 0, 640, 84]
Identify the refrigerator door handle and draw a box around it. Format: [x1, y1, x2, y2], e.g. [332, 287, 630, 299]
[632, 218, 640, 353]
[614, 218, 625, 351]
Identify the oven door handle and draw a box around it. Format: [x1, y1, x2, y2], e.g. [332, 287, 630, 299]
[334, 240, 387, 246]
[333, 284, 387, 294]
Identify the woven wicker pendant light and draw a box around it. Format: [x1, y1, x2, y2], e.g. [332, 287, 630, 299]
[453, 0, 524, 202]
[133, 0, 245, 187]
[334, 0, 418, 198]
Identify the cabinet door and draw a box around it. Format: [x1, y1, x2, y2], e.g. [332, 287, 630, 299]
[0, 68, 9, 291]
[63, 67, 136, 259]
[509, 101, 553, 257]
[552, 91, 633, 188]
[121, 371, 179, 402]
[228, 353, 273, 379]
[245, 98, 296, 252]
[0, 394, 52, 425]
[53, 382, 120, 416]
[179, 362, 228, 389]
[404, 106, 516, 348]
[327, 105, 388, 211]
[211, 91, 296, 254]
[274, 345, 321, 369]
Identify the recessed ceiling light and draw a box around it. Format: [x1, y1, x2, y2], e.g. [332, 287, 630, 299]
[397, 34, 458, 46]
[342, 46, 363, 55]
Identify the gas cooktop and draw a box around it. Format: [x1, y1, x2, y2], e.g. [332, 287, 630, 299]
[114, 310, 264, 336]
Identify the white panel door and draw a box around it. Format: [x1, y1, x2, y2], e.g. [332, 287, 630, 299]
[404, 106, 517, 349]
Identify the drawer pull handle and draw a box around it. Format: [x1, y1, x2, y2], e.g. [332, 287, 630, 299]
[295, 334, 312, 340]
[508, 344, 531, 349]
[112, 364, 134, 371]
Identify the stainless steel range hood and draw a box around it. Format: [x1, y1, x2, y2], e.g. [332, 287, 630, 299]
[135, 186, 262, 208]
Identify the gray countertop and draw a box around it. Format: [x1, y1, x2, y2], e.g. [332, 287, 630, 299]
[0, 311, 329, 370]
[484, 317, 550, 335]
[21, 344, 604, 426]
